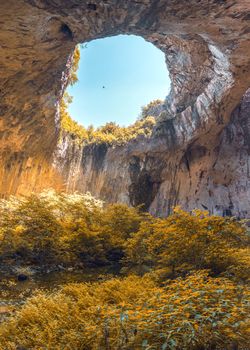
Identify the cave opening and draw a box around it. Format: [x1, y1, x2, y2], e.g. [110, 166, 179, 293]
[65, 34, 170, 128]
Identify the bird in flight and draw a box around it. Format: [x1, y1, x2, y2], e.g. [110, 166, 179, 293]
[102, 86, 105, 89]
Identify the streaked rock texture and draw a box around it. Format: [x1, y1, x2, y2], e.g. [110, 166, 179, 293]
[0, 0, 249, 216]
[55, 89, 250, 218]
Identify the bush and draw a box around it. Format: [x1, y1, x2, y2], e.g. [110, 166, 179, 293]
[124, 207, 249, 281]
[60, 111, 156, 146]
[0, 190, 104, 265]
[0, 193, 249, 349]
[0, 192, 249, 280]
[0, 190, 146, 267]
[88, 117, 156, 145]
[0, 272, 248, 349]
[139, 99, 164, 119]
[60, 92, 89, 142]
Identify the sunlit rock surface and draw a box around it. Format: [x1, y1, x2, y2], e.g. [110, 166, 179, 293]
[0, 0, 249, 216]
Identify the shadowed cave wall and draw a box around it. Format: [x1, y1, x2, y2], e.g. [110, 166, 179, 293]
[0, 0, 250, 217]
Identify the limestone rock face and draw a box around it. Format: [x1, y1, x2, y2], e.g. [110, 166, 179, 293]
[0, 0, 250, 216]
[55, 89, 250, 218]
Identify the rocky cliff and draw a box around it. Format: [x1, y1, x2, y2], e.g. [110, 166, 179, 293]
[55, 89, 250, 218]
[0, 0, 250, 217]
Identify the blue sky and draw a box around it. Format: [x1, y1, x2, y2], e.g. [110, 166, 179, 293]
[67, 34, 170, 127]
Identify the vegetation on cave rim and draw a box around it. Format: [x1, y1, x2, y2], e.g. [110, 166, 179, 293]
[0, 190, 249, 349]
[60, 46, 160, 146]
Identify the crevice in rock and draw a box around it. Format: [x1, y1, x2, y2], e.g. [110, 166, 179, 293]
[87, 3, 97, 11]
[128, 156, 161, 211]
[60, 23, 74, 40]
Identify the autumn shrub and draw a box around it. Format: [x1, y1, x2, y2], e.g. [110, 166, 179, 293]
[0, 191, 249, 280]
[0, 194, 62, 263]
[87, 117, 156, 145]
[139, 99, 164, 119]
[0, 272, 249, 350]
[98, 203, 147, 262]
[60, 92, 89, 142]
[40, 199, 146, 266]
[0, 190, 105, 265]
[68, 45, 80, 86]
[60, 108, 156, 146]
[0, 190, 146, 267]
[0, 192, 249, 349]
[124, 207, 249, 281]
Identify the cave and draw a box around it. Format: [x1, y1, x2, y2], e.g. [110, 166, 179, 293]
[66, 34, 170, 127]
[0, 0, 250, 217]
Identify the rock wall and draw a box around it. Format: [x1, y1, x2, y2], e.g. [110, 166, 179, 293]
[0, 0, 250, 216]
[55, 89, 250, 218]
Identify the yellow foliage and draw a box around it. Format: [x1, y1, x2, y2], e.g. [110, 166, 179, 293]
[0, 273, 248, 349]
[0, 190, 145, 266]
[0, 192, 249, 281]
[0, 192, 249, 349]
[60, 107, 156, 146]
[140, 99, 163, 119]
[87, 117, 156, 146]
[0, 190, 103, 264]
[124, 207, 250, 281]
[68, 45, 80, 86]
[60, 91, 89, 142]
